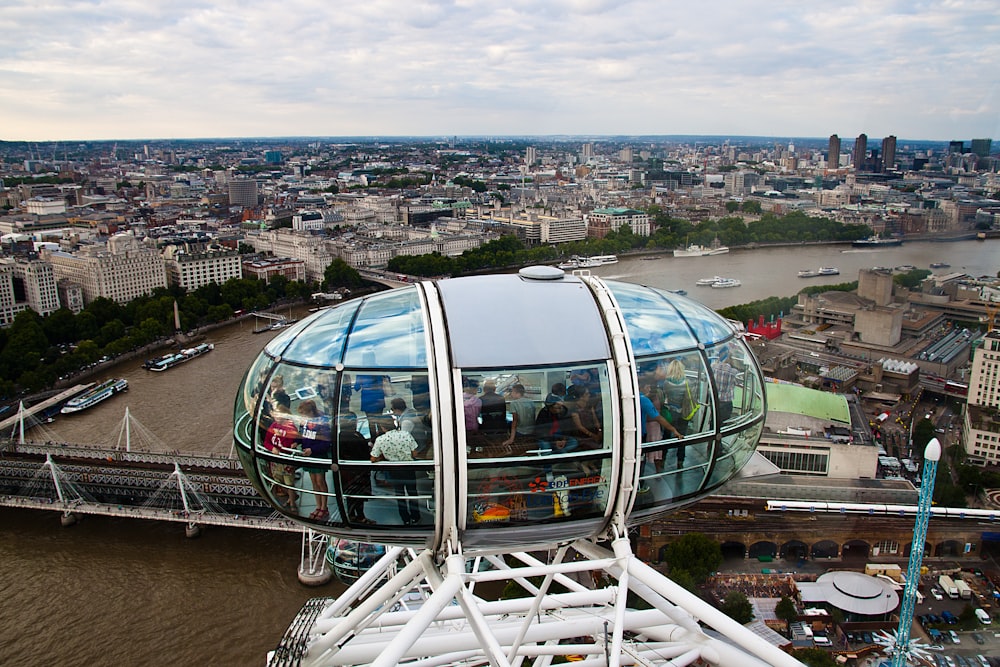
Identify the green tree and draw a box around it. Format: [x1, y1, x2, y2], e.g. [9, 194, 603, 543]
[323, 259, 364, 289]
[662, 532, 722, 584]
[792, 647, 838, 667]
[719, 590, 754, 624]
[740, 200, 762, 214]
[775, 596, 798, 628]
[725, 200, 740, 213]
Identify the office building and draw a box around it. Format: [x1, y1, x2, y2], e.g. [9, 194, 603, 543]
[228, 179, 259, 208]
[852, 134, 868, 169]
[587, 208, 650, 238]
[6, 258, 60, 317]
[525, 146, 537, 167]
[42, 232, 168, 305]
[971, 139, 992, 158]
[963, 330, 1000, 465]
[828, 135, 841, 169]
[881, 135, 896, 172]
[0, 263, 23, 326]
[163, 244, 242, 292]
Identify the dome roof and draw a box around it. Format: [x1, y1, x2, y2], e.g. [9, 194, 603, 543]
[233, 268, 766, 551]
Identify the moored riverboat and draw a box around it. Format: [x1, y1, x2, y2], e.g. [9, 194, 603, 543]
[60, 378, 128, 414]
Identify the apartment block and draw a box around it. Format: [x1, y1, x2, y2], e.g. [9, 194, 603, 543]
[163, 244, 242, 292]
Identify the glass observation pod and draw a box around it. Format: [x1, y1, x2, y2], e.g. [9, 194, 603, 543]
[233, 266, 766, 551]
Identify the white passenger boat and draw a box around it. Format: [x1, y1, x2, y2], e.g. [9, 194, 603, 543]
[60, 378, 128, 414]
[587, 254, 619, 265]
[798, 269, 820, 278]
[710, 278, 741, 288]
[673, 237, 729, 257]
[818, 267, 840, 275]
[696, 276, 723, 286]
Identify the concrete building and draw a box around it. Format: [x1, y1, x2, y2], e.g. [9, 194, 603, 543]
[42, 232, 168, 305]
[162, 244, 242, 292]
[827, 135, 841, 169]
[497, 212, 587, 245]
[6, 257, 60, 317]
[57, 279, 84, 314]
[587, 207, 650, 238]
[228, 179, 259, 208]
[0, 263, 23, 326]
[248, 229, 333, 283]
[753, 382, 879, 480]
[241, 256, 306, 283]
[963, 330, 1000, 465]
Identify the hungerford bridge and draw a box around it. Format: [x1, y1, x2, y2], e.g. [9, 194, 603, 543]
[0, 433, 334, 585]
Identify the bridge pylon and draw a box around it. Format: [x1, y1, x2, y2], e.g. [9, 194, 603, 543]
[299, 527, 331, 586]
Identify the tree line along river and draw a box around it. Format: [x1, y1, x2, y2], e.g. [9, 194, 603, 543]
[3, 238, 997, 666]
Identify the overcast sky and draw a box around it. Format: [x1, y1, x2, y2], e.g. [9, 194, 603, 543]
[1, 0, 998, 142]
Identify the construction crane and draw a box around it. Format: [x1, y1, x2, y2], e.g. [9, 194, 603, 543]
[983, 302, 998, 332]
[888, 438, 942, 667]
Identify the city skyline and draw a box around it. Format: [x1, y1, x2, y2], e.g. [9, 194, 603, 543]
[2, 1, 998, 143]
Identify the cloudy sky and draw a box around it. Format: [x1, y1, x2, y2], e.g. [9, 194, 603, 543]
[1, 0, 998, 142]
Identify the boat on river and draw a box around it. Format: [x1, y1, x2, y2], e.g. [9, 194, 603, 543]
[60, 378, 128, 414]
[696, 276, 723, 286]
[710, 278, 741, 289]
[799, 267, 840, 277]
[930, 262, 951, 269]
[144, 343, 214, 372]
[673, 240, 730, 257]
[852, 234, 903, 248]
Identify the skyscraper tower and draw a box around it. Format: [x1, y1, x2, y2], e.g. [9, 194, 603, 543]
[853, 134, 868, 170]
[525, 146, 537, 167]
[828, 134, 841, 169]
[881, 135, 897, 172]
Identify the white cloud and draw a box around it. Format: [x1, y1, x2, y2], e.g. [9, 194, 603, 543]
[0, 0, 997, 139]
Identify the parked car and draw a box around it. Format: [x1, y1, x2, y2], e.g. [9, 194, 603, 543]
[949, 629, 961, 644]
[942, 610, 958, 624]
[932, 587, 945, 600]
[972, 631, 986, 644]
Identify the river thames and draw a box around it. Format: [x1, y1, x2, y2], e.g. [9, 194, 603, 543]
[3, 239, 997, 666]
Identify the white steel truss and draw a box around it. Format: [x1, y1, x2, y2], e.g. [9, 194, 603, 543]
[270, 531, 805, 667]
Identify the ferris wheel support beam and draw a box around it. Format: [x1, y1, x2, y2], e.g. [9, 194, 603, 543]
[576, 536, 806, 667]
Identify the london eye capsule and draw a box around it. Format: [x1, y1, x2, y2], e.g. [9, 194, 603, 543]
[233, 267, 765, 552]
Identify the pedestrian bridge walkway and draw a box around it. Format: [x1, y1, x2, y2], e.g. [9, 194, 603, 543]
[0, 495, 301, 532]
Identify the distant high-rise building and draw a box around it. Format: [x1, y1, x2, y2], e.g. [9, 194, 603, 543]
[971, 139, 992, 158]
[618, 147, 633, 163]
[264, 151, 282, 165]
[949, 140, 965, 154]
[852, 134, 868, 169]
[828, 135, 841, 168]
[525, 146, 537, 167]
[881, 135, 897, 172]
[581, 143, 593, 160]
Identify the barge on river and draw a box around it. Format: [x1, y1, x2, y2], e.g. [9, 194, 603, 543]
[144, 343, 214, 372]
